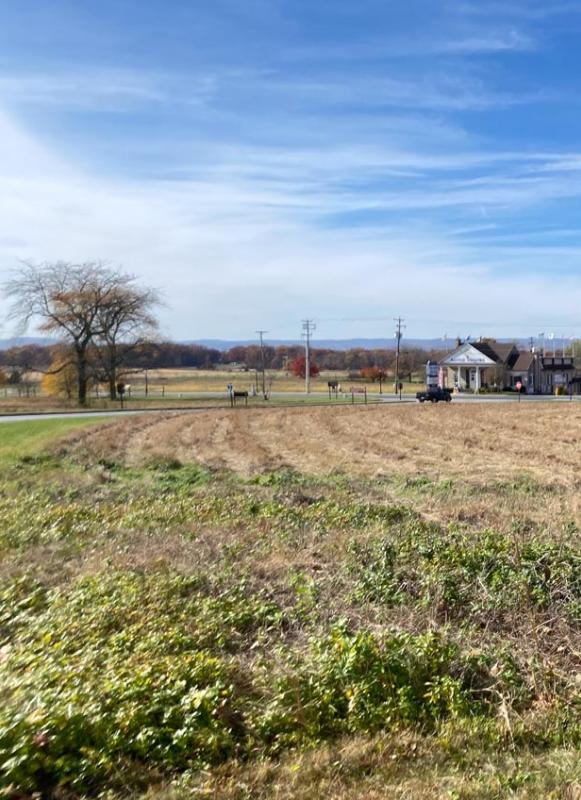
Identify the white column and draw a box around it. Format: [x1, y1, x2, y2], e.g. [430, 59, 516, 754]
[474, 367, 481, 393]
[456, 366, 462, 390]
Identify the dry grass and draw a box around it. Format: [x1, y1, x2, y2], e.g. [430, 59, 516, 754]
[62, 402, 581, 484]
[0, 369, 414, 406]
[150, 731, 581, 800]
[124, 368, 408, 395]
[57, 402, 581, 538]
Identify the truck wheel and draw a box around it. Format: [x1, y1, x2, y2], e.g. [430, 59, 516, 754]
[419, 398, 425, 403]
[445, 396, 451, 403]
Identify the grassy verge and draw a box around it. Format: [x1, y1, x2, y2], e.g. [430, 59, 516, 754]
[0, 418, 110, 463]
[0, 424, 579, 799]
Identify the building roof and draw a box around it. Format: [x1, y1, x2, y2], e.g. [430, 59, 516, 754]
[472, 341, 519, 366]
[511, 352, 534, 372]
[439, 342, 496, 367]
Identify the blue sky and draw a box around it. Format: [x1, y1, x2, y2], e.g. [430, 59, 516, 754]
[2, 0, 581, 341]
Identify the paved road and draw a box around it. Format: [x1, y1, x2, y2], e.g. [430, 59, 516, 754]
[420, 394, 581, 404]
[0, 409, 151, 423]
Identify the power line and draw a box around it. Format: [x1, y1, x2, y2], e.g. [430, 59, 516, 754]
[314, 314, 581, 330]
[301, 319, 316, 394]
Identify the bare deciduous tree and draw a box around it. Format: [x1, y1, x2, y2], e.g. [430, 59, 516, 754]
[92, 283, 160, 399]
[3, 261, 160, 405]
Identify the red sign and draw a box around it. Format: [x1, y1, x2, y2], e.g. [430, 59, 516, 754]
[515, 381, 522, 391]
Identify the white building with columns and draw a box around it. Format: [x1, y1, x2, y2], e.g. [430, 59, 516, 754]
[439, 341, 519, 393]
[440, 342, 494, 392]
[439, 339, 578, 394]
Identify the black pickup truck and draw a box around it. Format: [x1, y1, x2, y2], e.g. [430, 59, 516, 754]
[416, 387, 452, 403]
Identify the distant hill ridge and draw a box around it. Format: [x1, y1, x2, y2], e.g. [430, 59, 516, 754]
[0, 336, 554, 352]
[0, 337, 54, 349]
[189, 337, 535, 352]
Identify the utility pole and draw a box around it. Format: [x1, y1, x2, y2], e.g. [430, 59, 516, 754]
[255, 330, 268, 399]
[301, 319, 316, 394]
[394, 316, 405, 395]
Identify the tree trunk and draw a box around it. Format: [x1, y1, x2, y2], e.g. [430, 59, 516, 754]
[108, 346, 117, 400]
[76, 347, 88, 406]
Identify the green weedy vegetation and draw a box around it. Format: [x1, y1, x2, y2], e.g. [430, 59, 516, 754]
[0, 420, 579, 799]
[0, 574, 547, 794]
[349, 525, 581, 619]
[0, 572, 280, 792]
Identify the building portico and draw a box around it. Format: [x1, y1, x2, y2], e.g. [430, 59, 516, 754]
[440, 343, 496, 393]
[455, 365, 484, 392]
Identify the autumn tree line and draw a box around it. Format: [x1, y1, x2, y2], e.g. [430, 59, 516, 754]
[0, 341, 441, 380]
[1, 260, 442, 404]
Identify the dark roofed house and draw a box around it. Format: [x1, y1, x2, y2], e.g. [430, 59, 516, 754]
[510, 352, 535, 391]
[472, 341, 519, 368]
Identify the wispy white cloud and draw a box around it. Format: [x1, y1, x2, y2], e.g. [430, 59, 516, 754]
[284, 24, 536, 61]
[0, 55, 548, 119]
[1, 0, 580, 339]
[260, 72, 543, 112]
[3, 106, 581, 339]
[456, 1, 581, 22]
[0, 69, 217, 111]
[428, 29, 535, 54]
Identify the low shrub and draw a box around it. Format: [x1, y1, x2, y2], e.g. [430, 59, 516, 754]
[0, 571, 540, 795]
[253, 623, 530, 751]
[0, 570, 282, 793]
[349, 524, 581, 617]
